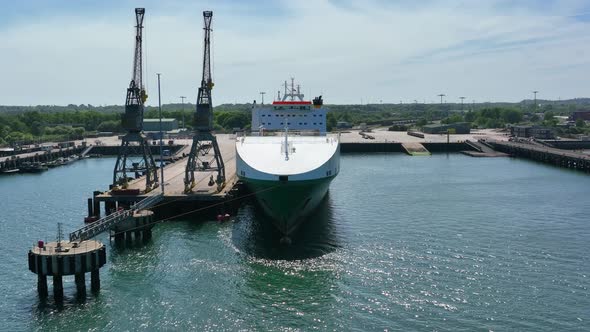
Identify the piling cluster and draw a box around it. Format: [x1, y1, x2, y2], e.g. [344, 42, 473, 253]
[28, 240, 106, 300]
[111, 209, 155, 245]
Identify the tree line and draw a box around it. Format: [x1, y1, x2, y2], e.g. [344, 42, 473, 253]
[0, 101, 588, 146]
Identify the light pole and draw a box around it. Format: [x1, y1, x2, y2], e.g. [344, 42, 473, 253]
[157, 73, 164, 194]
[438, 93, 446, 118]
[532, 91, 538, 110]
[260, 91, 266, 105]
[179, 96, 186, 129]
[460, 96, 465, 112]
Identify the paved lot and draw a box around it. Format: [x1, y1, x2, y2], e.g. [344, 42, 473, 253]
[339, 128, 510, 143]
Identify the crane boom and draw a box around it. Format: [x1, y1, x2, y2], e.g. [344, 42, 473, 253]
[194, 11, 213, 131]
[123, 8, 146, 132]
[131, 8, 144, 98]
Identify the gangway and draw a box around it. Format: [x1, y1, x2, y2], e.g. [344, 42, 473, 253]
[69, 193, 163, 242]
[80, 145, 93, 157]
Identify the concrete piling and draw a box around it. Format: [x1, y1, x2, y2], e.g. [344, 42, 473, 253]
[37, 275, 48, 298]
[114, 232, 125, 246]
[75, 273, 86, 294]
[90, 270, 100, 293]
[87, 198, 93, 218]
[105, 201, 116, 216]
[93, 191, 101, 218]
[53, 276, 63, 300]
[111, 209, 155, 246]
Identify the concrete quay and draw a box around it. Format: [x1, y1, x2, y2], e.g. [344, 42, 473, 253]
[337, 128, 509, 153]
[90, 134, 240, 221]
[338, 128, 510, 144]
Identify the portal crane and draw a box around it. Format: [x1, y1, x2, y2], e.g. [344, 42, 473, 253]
[184, 11, 225, 193]
[113, 8, 159, 192]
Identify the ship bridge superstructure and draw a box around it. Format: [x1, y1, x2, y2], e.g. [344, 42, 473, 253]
[253, 78, 326, 134]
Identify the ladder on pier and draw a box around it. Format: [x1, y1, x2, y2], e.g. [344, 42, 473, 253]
[69, 193, 164, 242]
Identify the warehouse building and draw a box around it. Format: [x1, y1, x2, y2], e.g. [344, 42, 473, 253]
[143, 119, 179, 132]
[422, 122, 471, 134]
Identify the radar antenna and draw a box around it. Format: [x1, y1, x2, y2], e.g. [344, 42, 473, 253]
[281, 77, 305, 101]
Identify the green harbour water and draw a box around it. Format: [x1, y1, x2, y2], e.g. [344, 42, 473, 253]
[0, 154, 589, 331]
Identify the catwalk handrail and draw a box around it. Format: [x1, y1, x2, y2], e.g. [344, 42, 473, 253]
[69, 193, 164, 242]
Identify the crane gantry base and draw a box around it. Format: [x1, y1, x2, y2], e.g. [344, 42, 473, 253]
[113, 132, 159, 193]
[184, 131, 225, 193]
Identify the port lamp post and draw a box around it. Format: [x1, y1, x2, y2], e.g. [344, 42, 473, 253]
[180, 96, 186, 130]
[157, 73, 164, 194]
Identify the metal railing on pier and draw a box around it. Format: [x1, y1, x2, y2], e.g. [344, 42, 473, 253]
[69, 193, 164, 242]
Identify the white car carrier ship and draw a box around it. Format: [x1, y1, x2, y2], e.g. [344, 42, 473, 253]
[236, 78, 340, 239]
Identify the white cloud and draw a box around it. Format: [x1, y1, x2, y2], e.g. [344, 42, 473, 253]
[0, 0, 589, 106]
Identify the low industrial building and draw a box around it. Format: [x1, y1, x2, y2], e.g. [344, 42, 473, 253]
[336, 121, 352, 129]
[572, 110, 590, 121]
[510, 125, 554, 139]
[422, 122, 471, 134]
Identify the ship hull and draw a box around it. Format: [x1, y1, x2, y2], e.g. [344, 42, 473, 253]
[236, 134, 340, 236]
[242, 176, 335, 235]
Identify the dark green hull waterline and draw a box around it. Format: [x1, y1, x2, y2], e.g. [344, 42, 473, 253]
[241, 176, 336, 235]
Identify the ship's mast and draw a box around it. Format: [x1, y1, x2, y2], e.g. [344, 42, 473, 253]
[112, 8, 159, 192]
[280, 78, 305, 102]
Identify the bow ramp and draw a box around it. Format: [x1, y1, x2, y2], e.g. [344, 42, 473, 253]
[70, 193, 163, 242]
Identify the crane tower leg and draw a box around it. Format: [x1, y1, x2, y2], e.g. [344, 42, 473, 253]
[113, 132, 159, 192]
[184, 131, 225, 193]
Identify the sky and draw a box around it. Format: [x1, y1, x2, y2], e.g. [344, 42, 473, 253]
[1, 0, 590, 106]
